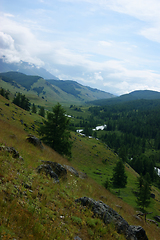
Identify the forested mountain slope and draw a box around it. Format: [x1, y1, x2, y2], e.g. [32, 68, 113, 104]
[0, 71, 115, 105]
[88, 90, 160, 106]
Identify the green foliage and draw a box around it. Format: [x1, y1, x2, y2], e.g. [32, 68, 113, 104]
[111, 160, 127, 188]
[0, 71, 40, 90]
[32, 103, 37, 113]
[38, 106, 45, 117]
[12, 92, 30, 111]
[38, 103, 72, 157]
[136, 174, 151, 210]
[0, 88, 9, 99]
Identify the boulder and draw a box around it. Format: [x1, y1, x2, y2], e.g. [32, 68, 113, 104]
[64, 165, 79, 177]
[0, 146, 20, 158]
[75, 197, 148, 240]
[154, 215, 160, 222]
[41, 161, 67, 179]
[37, 164, 59, 183]
[26, 135, 43, 149]
[130, 226, 148, 240]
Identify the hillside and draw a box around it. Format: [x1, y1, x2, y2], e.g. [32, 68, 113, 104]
[0, 95, 160, 239]
[0, 71, 115, 106]
[88, 90, 160, 106]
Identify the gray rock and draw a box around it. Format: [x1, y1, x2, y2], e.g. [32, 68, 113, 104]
[37, 164, 59, 183]
[26, 135, 43, 149]
[130, 226, 148, 240]
[75, 197, 148, 240]
[79, 172, 88, 179]
[154, 215, 160, 222]
[64, 165, 79, 177]
[41, 161, 67, 179]
[74, 236, 82, 240]
[0, 146, 19, 158]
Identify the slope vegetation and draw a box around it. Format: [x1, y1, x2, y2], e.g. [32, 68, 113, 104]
[0, 71, 115, 106]
[0, 95, 160, 239]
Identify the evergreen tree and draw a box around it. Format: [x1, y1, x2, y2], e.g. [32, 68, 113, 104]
[0, 88, 5, 97]
[38, 103, 72, 157]
[38, 106, 45, 117]
[136, 174, 151, 210]
[12, 93, 30, 111]
[32, 103, 37, 113]
[111, 160, 127, 188]
[0, 88, 9, 99]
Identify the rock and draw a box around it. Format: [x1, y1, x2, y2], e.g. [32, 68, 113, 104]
[79, 172, 88, 179]
[74, 236, 82, 240]
[64, 165, 79, 177]
[75, 197, 148, 240]
[130, 226, 148, 240]
[41, 161, 67, 179]
[154, 215, 160, 222]
[26, 135, 43, 149]
[0, 146, 19, 158]
[37, 164, 59, 183]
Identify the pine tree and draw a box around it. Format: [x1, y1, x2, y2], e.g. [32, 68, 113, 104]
[136, 174, 151, 210]
[111, 160, 127, 188]
[12, 93, 30, 111]
[38, 103, 72, 157]
[38, 106, 45, 117]
[32, 103, 37, 113]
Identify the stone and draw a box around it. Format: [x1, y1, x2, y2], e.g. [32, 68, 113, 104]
[79, 172, 88, 179]
[75, 197, 148, 240]
[37, 164, 59, 183]
[154, 215, 160, 222]
[41, 161, 67, 179]
[130, 225, 148, 240]
[0, 146, 19, 158]
[64, 165, 79, 177]
[26, 135, 43, 149]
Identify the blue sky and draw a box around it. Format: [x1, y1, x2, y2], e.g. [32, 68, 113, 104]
[1, 0, 160, 95]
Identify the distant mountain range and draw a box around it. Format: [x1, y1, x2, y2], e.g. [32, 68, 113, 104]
[1, 59, 160, 106]
[0, 71, 115, 105]
[0, 58, 59, 80]
[88, 90, 160, 106]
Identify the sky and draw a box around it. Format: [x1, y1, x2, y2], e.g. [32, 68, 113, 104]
[1, 0, 160, 95]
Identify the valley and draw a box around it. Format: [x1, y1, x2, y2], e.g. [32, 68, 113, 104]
[0, 71, 160, 239]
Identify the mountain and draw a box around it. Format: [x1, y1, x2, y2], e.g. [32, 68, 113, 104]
[88, 90, 160, 106]
[0, 71, 115, 105]
[0, 58, 59, 80]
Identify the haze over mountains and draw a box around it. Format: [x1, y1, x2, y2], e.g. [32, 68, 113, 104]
[0, 59, 160, 106]
[0, 71, 115, 105]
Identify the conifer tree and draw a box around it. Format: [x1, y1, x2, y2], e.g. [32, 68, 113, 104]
[136, 174, 151, 210]
[38, 106, 45, 117]
[38, 103, 72, 157]
[32, 103, 37, 113]
[111, 160, 127, 188]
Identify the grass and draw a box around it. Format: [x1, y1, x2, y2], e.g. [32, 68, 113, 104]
[0, 95, 160, 239]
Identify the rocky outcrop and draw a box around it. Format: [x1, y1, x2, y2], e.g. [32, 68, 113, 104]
[130, 226, 149, 240]
[0, 145, 23, 159]
[64, 165, 79, 177]
[154, 215, 160, 222]
[37, 164, 59, 183]
[26, 135, 43, 149]
[41, 161, 67, 179]
[75, 197, 148, 240]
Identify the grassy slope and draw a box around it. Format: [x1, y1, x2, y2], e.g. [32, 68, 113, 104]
[0, 72, 115, 106]
[0, 95, 160, 239]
